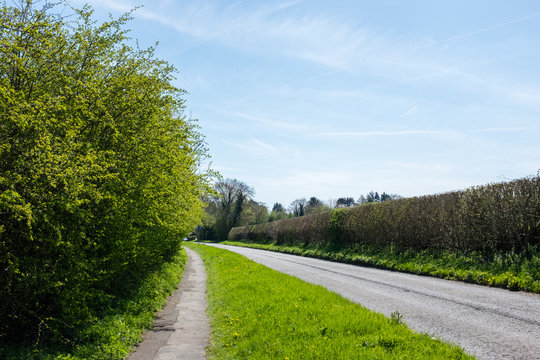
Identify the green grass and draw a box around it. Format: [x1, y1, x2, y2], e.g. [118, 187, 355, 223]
[0, 248, 188, 360]
[220, 241, 540, 293]
[185, 242, 474, 360]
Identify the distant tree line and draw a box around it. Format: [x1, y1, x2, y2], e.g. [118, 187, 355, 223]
[357, 191, 402, 204]
[198, 179, 401, 240]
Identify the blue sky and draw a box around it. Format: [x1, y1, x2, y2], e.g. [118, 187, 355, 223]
[79, 0, 540, 208]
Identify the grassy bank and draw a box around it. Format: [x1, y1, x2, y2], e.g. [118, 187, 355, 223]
[185, 242, 473, 359]
[0, 248, 188, 360]
[220, 241, 540, 293]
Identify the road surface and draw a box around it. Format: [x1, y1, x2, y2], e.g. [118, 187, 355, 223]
[207, 243, 540, 360]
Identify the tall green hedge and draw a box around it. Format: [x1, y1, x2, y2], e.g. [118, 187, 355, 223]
[0, 1, 212, 344]
[229, 175, 540, 253]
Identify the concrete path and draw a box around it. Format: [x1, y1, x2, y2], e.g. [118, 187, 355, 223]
[127, 247, 209, 360]
[207, 243, 540, 360]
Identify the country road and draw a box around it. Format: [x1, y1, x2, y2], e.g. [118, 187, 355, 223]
[205, 243, 540, 360]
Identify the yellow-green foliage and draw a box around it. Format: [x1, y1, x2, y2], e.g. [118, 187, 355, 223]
[229, 175, 540, 253]
[0, 1, 213, 344]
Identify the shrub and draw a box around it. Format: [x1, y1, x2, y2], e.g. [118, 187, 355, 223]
[0, 1, 212, 344]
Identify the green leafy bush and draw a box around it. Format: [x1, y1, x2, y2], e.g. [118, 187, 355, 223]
[0, 1, 212, 345]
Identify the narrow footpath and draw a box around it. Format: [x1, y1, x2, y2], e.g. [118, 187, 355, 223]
[127, 247, 210, 360]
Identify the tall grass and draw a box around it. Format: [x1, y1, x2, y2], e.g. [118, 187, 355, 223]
[0, 248, 188, 360]
[221, 241, 540, 293]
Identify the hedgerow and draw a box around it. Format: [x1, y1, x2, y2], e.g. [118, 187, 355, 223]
[229, 175, 540, 253]
[0, 1, 213, 346]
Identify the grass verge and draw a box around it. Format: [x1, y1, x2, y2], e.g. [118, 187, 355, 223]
[185, 242, 474, 360]
[0, 248, 188, 360]
[220, 241, 540, 293]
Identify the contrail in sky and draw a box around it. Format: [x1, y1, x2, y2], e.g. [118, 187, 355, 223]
[389, 11, 540, 58]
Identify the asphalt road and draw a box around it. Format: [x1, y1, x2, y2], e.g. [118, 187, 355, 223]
[206, 243, 540, 360]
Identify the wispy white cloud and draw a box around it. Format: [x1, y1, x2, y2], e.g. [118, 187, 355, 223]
[251, 138, 280, 154]
[232, 112, 316, 133]
[466, 127, 525, 133]
[400, 106, 419, 118]
[84, 0, 387, 71]
[504, 85, 540, 109]
[268, 86, 390, 101]
[387, 161, 455, 173]
[407, 64, 540, 111]
[77, 0, 133, 12]
[213, 165, 244, 173]
[262, 170, 358, 198]
[313, 128, 526, 138]
[314, 129, 443, 137]
[88, 0, 307, 46]
[223, 138, 284, 156]
[86, 1, 540, 112]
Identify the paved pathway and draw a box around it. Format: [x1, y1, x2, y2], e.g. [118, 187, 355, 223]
[207, 243, 540, 360]
[127, 247, 209, 360]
